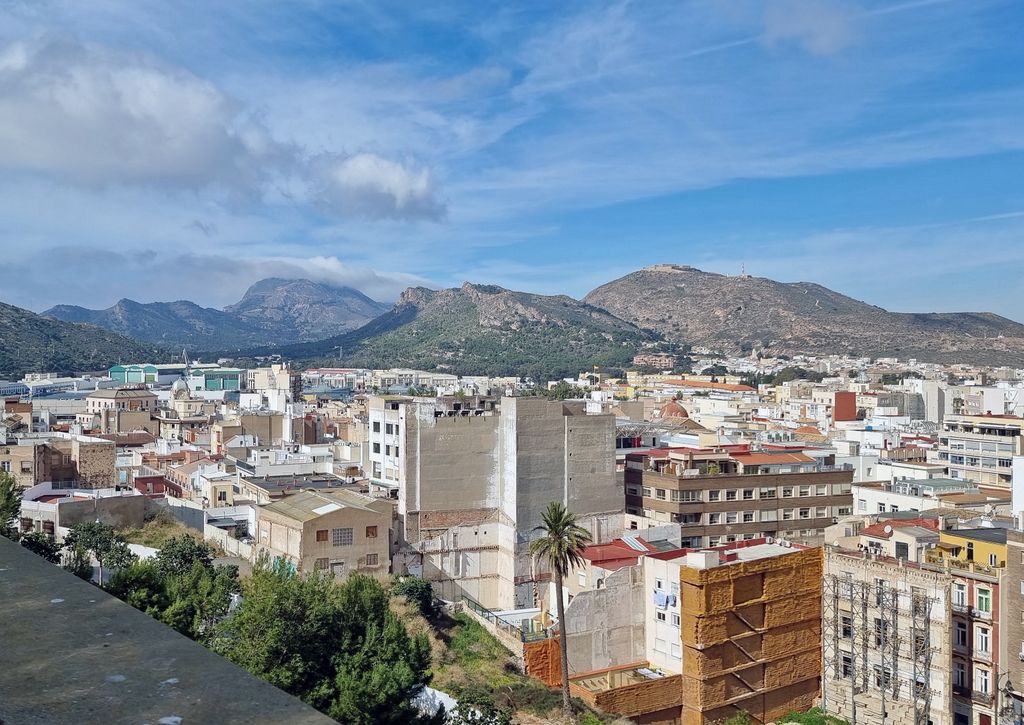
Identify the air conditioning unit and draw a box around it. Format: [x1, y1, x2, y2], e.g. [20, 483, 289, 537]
[765, 536, 774, 544]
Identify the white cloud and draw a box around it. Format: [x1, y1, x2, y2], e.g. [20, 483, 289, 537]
[314, 153, 445, 221]
[0, 36, 445, 222]
[0, 37, 268, 186]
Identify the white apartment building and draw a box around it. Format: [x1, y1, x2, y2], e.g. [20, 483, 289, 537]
[939, 414, 1024, 488]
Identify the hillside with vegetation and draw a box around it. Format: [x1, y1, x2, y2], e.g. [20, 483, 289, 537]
[0, 300, 162, 378]
[277, 282, 657, 380]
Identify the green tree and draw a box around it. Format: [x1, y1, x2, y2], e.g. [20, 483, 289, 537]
[214, 558, 433, 723]
[162, 560, 239, 641]
[20, 531, 62, 563]
[64, 521, 137, 585]
[529, 501, 592, 716]
[63, 543, 94, 580]
[392, 575, 436, 617]
[106, 560, 171, 616]
[155, 535, 214, 577]
[0, 470, 20, 540]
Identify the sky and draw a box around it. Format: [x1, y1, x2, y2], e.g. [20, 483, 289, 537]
[1, 0, 1023, 319]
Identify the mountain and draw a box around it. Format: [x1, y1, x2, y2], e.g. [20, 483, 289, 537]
[45, 279, 389, 350]
[583, 264, 1024, 365]
[224, 278, 389, 343]
[45, 299, 261, 349]
[0, 301, 162, 378]
[276, 282, 656, 379]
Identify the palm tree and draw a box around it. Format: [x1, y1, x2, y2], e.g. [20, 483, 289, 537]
[530, 501, 593, 717]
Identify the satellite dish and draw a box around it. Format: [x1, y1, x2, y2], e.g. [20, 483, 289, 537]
[884, 525, 893, 534]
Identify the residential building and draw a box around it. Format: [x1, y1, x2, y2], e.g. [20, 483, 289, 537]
[532, 538, 823, 724]
[396, 395, 622, 610]
[822, 542, 953, 725]
[939, 414, 1024, 488]
[624, 445, 854, 548]
[2, 432, 116, 489]
[254, 489, 393, 580]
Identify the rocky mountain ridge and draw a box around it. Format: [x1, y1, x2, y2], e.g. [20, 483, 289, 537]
[583, 264, 1024, 365]
[45, 278, 388, 349]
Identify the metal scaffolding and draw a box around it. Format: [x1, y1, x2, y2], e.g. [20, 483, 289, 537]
[822, 572, 937, 725]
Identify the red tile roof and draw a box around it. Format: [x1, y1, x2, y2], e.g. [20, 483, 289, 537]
[860, 517, 939, 539]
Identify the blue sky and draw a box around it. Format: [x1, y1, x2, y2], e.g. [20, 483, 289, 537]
[1, 0, 1022, 319]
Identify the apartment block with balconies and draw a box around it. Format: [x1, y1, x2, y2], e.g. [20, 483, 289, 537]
[938, 414, 1024, 488]
[624, 446, 854, 548]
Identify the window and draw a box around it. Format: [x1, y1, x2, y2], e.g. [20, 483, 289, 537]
[838, 506, 852, 516]
[627, 486, 641, 496]
[977, 626, 991, 654]
[782, 509, 794, 520]
[815, 506, 827, 518]
[372, 443, 381, 454]
[656, 611, 666, 622]
[874, 665, 892, 688]
[217, 490, 227, 502]
[967, 542, 974, 561]
[799, 486, 810, 497]
[782, 487, 794, 498]
[670, 642, 681, 659]
[816, 485, 827, 496]
[953, 583, 967, 607]
[989, 553, 998, 567]
[726, 512, 738, 524]
[332, 528, 353, 546]
[725, 490, 738, 501]
[671, 613, 680, 627]
[877, 503, 886, 513]
[579, 572, 586, 587]
[798, 508, 810, 519]
[655, 488, 667, 500]
[316, 529, 328, 542]
[672, 490, 699, 502]
[977, 588, 991, 614]
[708, 513, 721, 525]
[642, 487, 653, 497]
[655, 578, 664, 590]
[742, 511, 755, 523]
[0, 462, 9, 473]
[874, 618, 888, 647]
[20, 461, 31, 473]
[954, 661, 967, 688]
[956, 622, 968, 647]
[742, 488, 754, 500]
[372, 421, 380, 433]
[385, 423, 394, 435]
[654, 638, 667, 653]
[365, 553, 379, 566]
[365, 526, 378, 538]
[976, 668, 990, 694]
[314, 558, 329, 570]
[708, 490, 720, 502]
[841, 615, 852, 638]
[841, 654, 853, 678]
[760, 488, 776, 499]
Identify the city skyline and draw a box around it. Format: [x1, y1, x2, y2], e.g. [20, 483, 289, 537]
[1, 0, 1022, 318]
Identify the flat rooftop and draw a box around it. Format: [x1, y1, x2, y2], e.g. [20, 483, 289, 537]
[0, 536, 332, 725]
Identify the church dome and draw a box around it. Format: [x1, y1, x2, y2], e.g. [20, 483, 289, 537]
[659, 400, 689, 419]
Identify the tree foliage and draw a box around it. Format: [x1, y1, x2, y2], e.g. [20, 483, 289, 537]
[21, 531, 62, 563]
[213, 558, 434, 724]
[104, 534, 238, 642]
[529, 501, 592, 716]
[392, 575, 436, 617]
[0, 470, 19, 540]
[64, 521, 137, 582]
